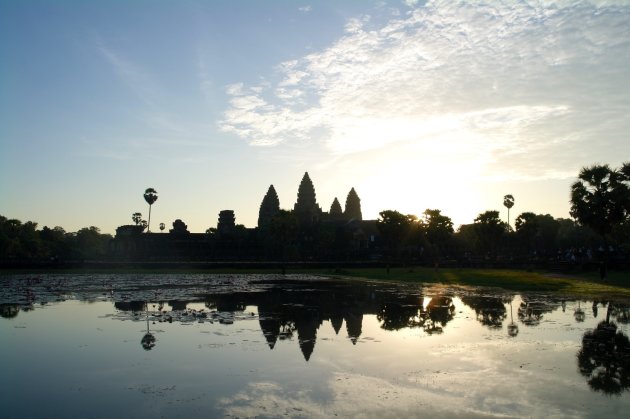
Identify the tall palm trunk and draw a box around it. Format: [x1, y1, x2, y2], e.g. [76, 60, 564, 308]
[147, 204, 152, 233]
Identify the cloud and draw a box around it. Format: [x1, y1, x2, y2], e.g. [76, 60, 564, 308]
[298, 5, 312, 13]
[216, 353, 585, 418]
[220, 0, 630, 181]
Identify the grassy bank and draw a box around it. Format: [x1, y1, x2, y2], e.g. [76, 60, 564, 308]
[332, 266, 630, 297]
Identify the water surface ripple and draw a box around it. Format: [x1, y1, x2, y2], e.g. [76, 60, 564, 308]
[1, 274, 629, 418]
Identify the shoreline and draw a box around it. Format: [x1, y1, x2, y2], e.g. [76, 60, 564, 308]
[1, 265, 629, 298]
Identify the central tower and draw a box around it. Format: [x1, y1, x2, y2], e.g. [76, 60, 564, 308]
[293, 172, 322, 223]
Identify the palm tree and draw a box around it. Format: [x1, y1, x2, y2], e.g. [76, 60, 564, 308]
[132, 212, 142, 225]
[143, 188, 158, 232]
[503, 194, 515, 230]
[159, 222, 165, 232]
[570, 163, 629, 241]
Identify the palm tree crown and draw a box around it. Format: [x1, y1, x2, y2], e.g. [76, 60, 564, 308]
[503, 194, 515, 229]
[143, 188, 158, 232]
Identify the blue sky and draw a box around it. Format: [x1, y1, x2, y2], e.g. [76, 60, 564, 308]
[1, 0, 629, 234]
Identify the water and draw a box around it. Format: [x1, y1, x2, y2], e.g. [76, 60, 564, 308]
[1, 274, 629, 418]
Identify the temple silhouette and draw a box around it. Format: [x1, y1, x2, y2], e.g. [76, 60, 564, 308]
[111, 172, 381, 261]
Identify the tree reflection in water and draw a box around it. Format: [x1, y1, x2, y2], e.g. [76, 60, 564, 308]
[8, 276, 629, 373]
[140, 302, 156, 350]
[423, 296, 455, 334]
[0, 304, 20, 319]
[574, 301, 586, 322]
[577, 304, 630, 395]
[377, 293, 423, 331]
[460, 295, 508, 329]
[507, 300, 519, 337]
[377, 294, 454, 334]
[518, 297, 561, 326]
[610, 303, 630, 324]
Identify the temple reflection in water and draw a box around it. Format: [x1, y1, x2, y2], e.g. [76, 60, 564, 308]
[2, 274, 630, 405]
[102, 279, 630, 364]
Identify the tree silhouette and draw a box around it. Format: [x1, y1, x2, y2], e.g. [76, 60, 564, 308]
[570, 163, 629, 240]
[421, 209, 454, 260]
[159, 222, 165, 232]
[377, 210, 417, 264]
[503, 194, 515, 230]
[514, 212, 536, 232]
[514, 212, 561, 256]
[132, 212, 142, 226]
[473, 210, 507, 255]
[170, 219, 189, 234]
[515, 212, 537, 254]
[74, 226, 112, 259]
[143, 188, 158, 233]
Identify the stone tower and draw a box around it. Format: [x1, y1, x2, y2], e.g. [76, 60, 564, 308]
[344, 187, 362, 221]
[217, 210, 236, 234]
[258, 185, 280, 228]
[329, 197, 343, 220]
[294, 172, 322, 222]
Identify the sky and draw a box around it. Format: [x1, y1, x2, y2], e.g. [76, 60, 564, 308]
[1, 0, 629, 235]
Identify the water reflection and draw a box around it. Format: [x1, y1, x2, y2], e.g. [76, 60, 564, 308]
[611, 302, 630, 324]
[141, 304, 157, 350]
[577, 304, 630, 395]
[2, 273, 630, 405]
[1, 303, 19, 318]
[575, 301, 586, 322]
[507, 300, 519, 337]
[518, 296, 562, 326]
[460, 295, 508, 329]
[424, 296, 455, 334]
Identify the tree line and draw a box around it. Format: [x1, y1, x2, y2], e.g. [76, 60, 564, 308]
[377, 162, 629, 265]
[1, 163, 628, 265]
[0, 216, 112, 262]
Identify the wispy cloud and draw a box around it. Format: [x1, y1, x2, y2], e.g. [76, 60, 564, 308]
[94, 41, 216, 160]
[298, 5, 312, 13]
[403, 0, 423, 7]
[96, 43, 163, 108]
[220, 0, 630, 181]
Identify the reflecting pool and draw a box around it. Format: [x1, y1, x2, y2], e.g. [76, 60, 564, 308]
[1, 274, 629, 418]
